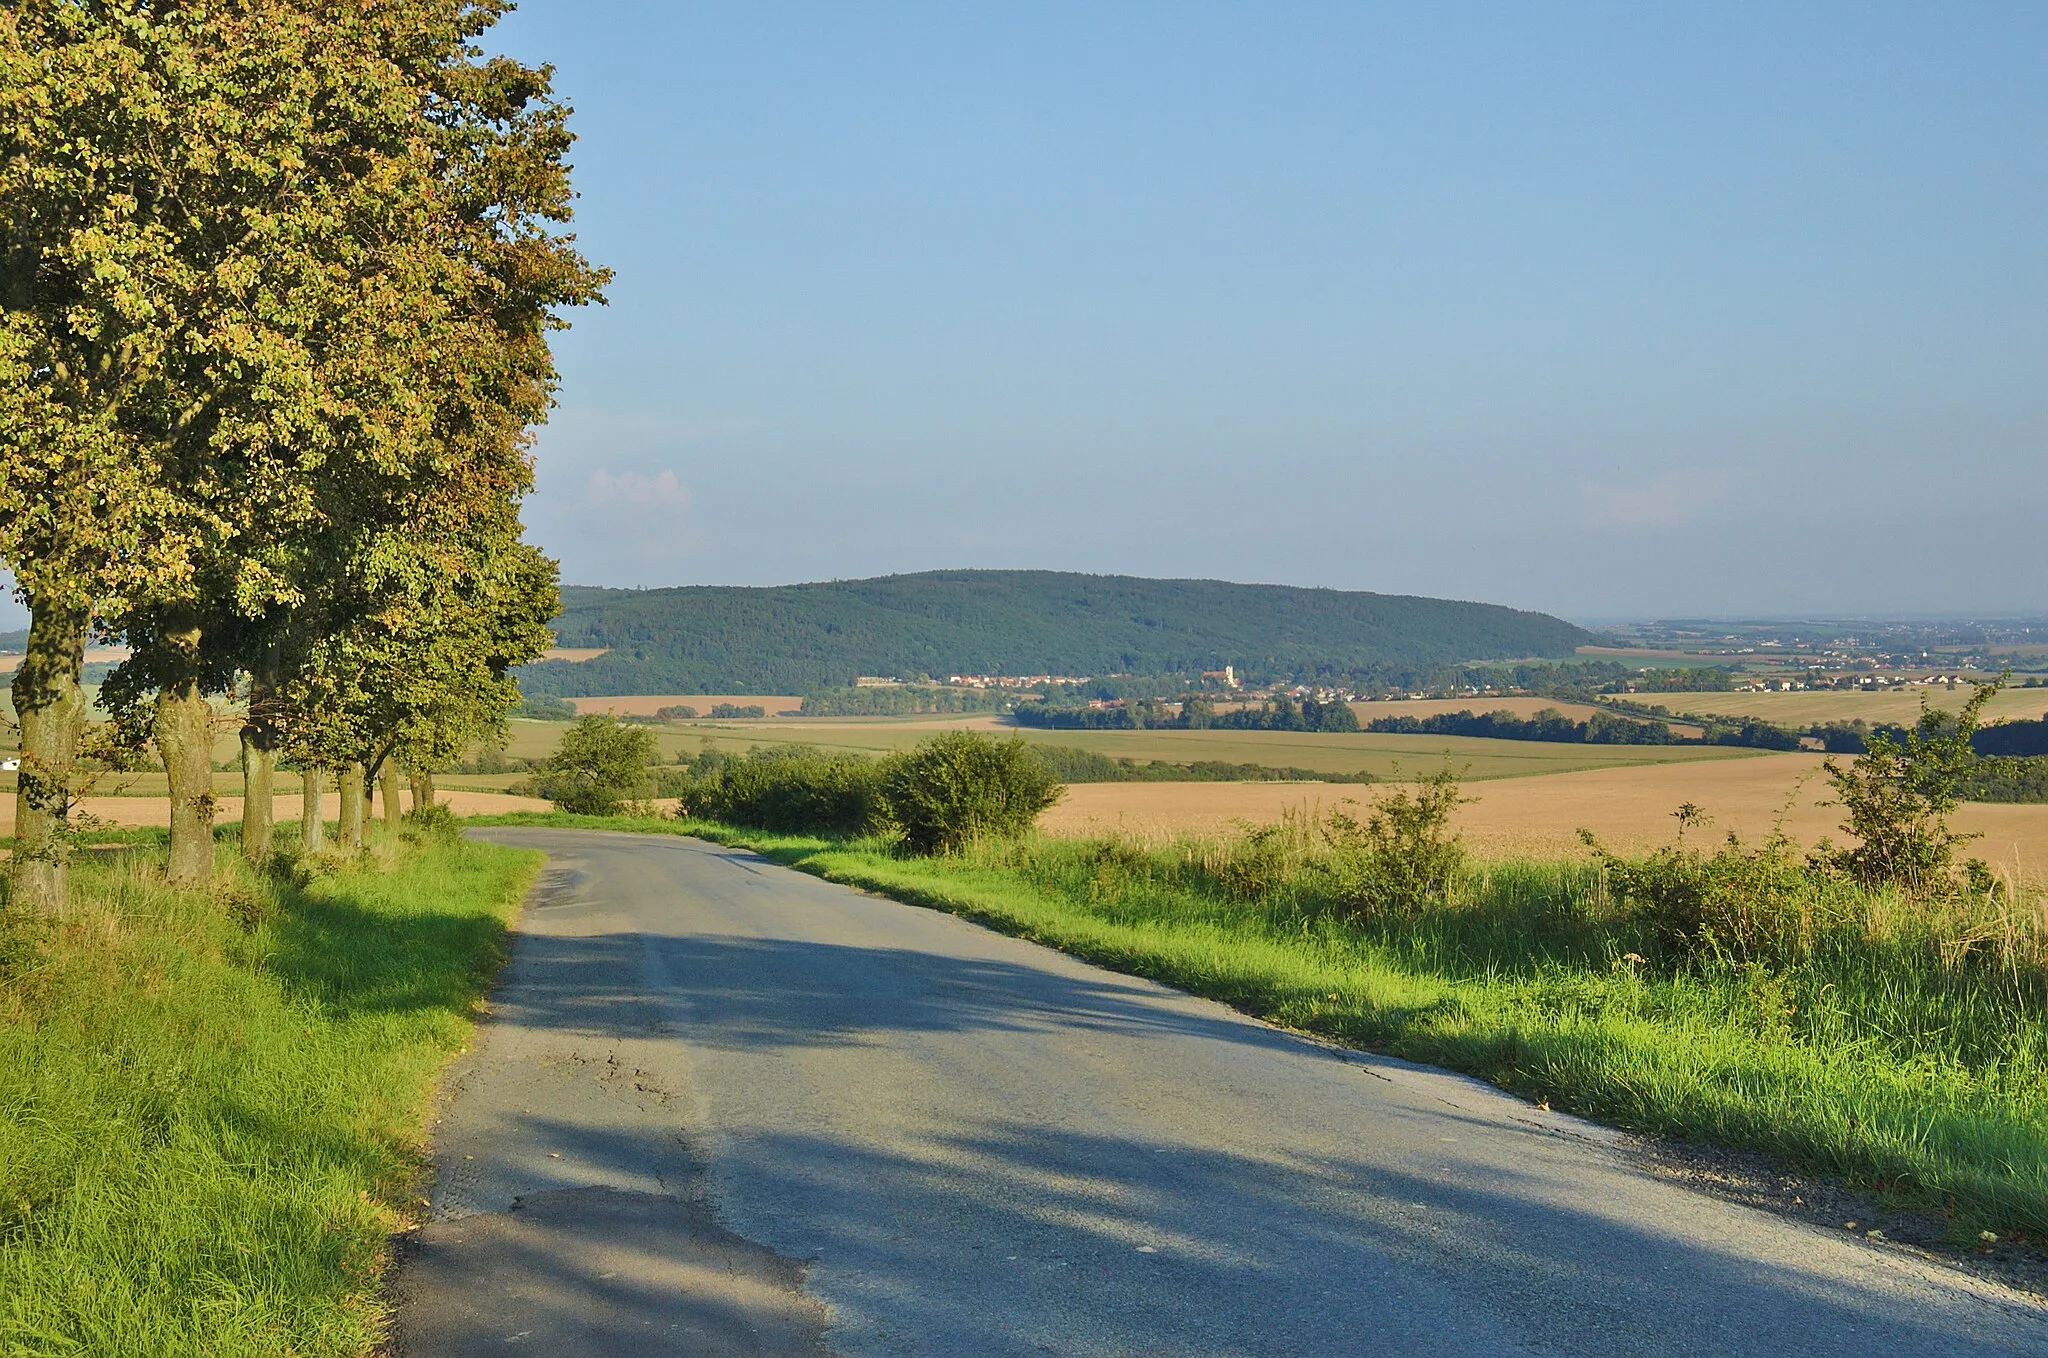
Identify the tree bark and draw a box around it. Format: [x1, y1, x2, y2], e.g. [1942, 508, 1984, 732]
[157, 673, 217, 887]
[380, 761, 404, 833]
[409, 768, 437, 813]
[239, 662, 278, 861]
[300, 766, 326, 853]
[337, 763, 365, 850]
[8, 598, 88, 914]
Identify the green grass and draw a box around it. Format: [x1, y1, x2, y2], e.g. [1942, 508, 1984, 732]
[466, 809, 2048, 1241]
[0, 829, 542, 1355]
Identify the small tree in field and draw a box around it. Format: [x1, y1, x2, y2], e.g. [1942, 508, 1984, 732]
[884, 732, 1064, 855]
[1824, 678, 1999, 890]
[535, 716, 658, 816]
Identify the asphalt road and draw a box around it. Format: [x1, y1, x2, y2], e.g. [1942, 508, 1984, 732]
[389, 829, 2048, 1356]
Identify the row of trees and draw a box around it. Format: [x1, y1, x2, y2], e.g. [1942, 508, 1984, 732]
[2, 2, 602, 909]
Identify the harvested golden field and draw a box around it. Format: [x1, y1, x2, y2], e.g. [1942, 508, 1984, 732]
[542, 647, 610, 662]
[0, 646, 129, 675]
[1038, 752, 2048, 879]
[1617, 685, 2048, 728]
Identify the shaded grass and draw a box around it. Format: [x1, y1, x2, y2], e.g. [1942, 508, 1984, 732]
[465, 809, 2048, 1241]
[0, 830, 541, 1356]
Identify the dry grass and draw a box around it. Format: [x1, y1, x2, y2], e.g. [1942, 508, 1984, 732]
[541, 647, 609, 663]
[1039, 753, 2048, 881]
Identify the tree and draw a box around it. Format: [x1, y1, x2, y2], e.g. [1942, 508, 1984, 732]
[534, 715, 657, 815]
[883, 732, 1064, 855]
[1824, 679, 2000, 890]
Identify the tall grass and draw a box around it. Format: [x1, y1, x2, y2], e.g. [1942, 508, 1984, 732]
[624, 810, 2048, 1240]
[0, 829, 541, 1356]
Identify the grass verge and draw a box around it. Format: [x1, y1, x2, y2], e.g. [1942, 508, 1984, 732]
[0, 829, 542, 1356]
[467, 809, 2048, 1242]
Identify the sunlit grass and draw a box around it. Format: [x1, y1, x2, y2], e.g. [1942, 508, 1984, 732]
[0, 829, 541, 1356]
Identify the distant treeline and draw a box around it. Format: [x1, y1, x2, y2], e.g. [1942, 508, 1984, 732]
[1958, 756, 2048, 804]
[800, 686, 1012, 717]
[1030, 744, 1376, 785]
[1011, 697, 1359, 734]
[1365, 708, 1678, 746]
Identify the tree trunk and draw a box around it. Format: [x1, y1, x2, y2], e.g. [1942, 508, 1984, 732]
[300, 766, 326, 853]
[240, 728, 275, 861]
[239, 663, 278, 861]
[409, 768, 437, 813]
[337, 763, 365, 850]
[157, 675, 217, 888]
[380, 762, 404, 833]
[8, 598, 88, 914]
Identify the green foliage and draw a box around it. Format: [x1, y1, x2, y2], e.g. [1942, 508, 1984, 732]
[672, 746, 889, 836]
[1028, 744, 1376, 785]
[1590, 832, 1829, 966]
[519, 571, 1592, 696]
[0, 832, 538, 1352]
[516, 692, 579, 721]
[1958, 755, 2048, 804]
[533, 715, 658, 816]
[1824, 681, 1998, 889]
[884, 732, 1066, 855]
[706, 703, 766, 719]
[1366, 707, 1675, 745]
[1973, 716, 2048, 757]
[1322, 771, 1469, 919]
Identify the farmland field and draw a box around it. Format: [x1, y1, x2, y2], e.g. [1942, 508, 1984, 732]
[502, 714, 1762, 781]
[1039, 752, 2048, 876]
[1614, 685, 2048, 728]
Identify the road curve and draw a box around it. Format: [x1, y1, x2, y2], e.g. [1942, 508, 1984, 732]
[389, 828, 2047, 1355]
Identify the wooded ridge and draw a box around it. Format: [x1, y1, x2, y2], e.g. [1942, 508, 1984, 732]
[520, 571, 1592, 695]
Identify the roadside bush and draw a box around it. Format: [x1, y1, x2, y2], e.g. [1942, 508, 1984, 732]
[532, 714, 658, 815]
[1320, 770, 1468, 920]
[1590, 831, 1829, 965]
[677, 745, 889, 835]
[884, 732, 1064, 855]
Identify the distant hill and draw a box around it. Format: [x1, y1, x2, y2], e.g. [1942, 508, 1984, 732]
[0, 629, 24, 652]
[517, 571, 1591, 697]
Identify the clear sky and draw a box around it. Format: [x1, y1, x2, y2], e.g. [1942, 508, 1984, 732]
[5, 2, 2042, 631]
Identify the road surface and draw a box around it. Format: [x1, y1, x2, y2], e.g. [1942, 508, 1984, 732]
[388, 828, 2047, 1355]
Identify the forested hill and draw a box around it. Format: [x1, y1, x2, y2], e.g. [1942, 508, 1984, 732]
[517, 571, 1591, 697]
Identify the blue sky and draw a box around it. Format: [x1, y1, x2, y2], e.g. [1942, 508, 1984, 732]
[6, 2, 2043, 630]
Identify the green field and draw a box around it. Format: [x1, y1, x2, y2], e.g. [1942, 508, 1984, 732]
[496, 715, 1762, 783]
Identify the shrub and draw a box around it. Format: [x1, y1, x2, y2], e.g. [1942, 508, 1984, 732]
[1592, 831, 1826, 965]
[516, 691, 577, 721]
[884, 732, 1064, 855]
[678, 745, 888, 835]
[532, 714, 658, 815]
[1320, 770, 1468, 919]
[1824, 679, 1997, 889]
